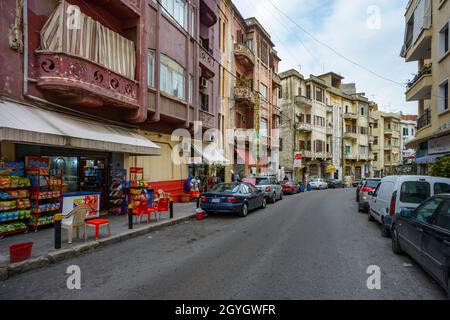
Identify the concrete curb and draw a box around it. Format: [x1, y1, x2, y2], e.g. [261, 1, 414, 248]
[2, 214, 196, 281]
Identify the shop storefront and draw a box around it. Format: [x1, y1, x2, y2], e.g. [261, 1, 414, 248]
[0, 100, 160, 213]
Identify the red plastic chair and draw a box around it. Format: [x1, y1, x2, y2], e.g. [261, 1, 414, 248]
[148, 198, 170, 221]
[132, 200, 151, 224]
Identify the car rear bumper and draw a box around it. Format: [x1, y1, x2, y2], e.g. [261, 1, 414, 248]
[200, 202, 243, 213]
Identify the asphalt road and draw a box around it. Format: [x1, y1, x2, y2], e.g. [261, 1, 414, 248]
[0, 188, 447, 300]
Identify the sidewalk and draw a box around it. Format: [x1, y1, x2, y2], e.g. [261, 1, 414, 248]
[0, 202, 198, 268]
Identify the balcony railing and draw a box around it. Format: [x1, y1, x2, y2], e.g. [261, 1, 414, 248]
[344, 112, 358, 120]
[417, 109, 431, 130]
[199, 46, 216, 78]
[199, 109, 215, 129]
[295, 95, 312, 107]
[295, 122, 313, 132]
[36, 51, 139, 109]
[345, 153, 357, 160]
[234, 86, 255, 105]
[406, 64, 432, 90]
[301, 150, 313, 158]
[272, 73, 281, 87]
[326, 127, 333, 135]
[344, 132, 358, 140]
[234, 43, 255, 69]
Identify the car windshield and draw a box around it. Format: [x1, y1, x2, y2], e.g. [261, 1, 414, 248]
[255, 178, 270, 185]
[400, 181, 431, 204]
[365, 180, 380, 188]
[212, 183, 240, 193]
[311, 179, 319, 182]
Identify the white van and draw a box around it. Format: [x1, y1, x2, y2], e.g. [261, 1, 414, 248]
[368, 176, 450, 237]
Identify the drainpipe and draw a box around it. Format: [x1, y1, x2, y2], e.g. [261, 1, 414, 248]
[126, 0, 148, 124]
[194, 2, 200, 124]
[22, 0, 28, 97]
[184, 5, 190, 129]
[151, 3, 162, 122]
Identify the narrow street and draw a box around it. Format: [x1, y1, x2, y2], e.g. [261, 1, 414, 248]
[0, 188, 446, 300]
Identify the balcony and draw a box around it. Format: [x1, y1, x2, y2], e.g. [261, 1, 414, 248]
[384, 144, 393, 151]
[403, 29, 432, 63]
[344, 132, 358, 140]
[36, 52, 139, 109]
[344, 112, 358, 120]
[90, 0, 141, 18]
[272, 73, 281, 88]
[199, 46, 216, 79]
[326, 152, 333, 159]
[234, 43, 255, 70]
[369, 117, 376, 124]
[301, 150, 313, 158]
[200, 109, 215, 129]
[234, 86, 255, 106]
[326, 104, 333, 113]
[200, 0, 218, 27]
[294, 96, 312, 108]
[369, 136, 375, 144]
[417, 109, 431, 131]
[326, 127, 333, 135]
[406, 65, 432, 102]
[295, 122, 313, 132]
[345, 153, 357, 160]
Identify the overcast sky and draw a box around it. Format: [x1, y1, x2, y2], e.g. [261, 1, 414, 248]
[233, 0, 418, 115]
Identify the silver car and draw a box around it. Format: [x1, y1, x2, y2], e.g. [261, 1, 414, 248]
[254, 176, 283, 203]
[358, 178, 381, 212]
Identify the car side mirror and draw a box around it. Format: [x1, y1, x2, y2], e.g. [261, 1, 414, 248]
[400, 208, 415, 219]
[368, 191, 374, 196]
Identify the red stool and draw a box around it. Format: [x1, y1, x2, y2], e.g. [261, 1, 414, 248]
[86, 219, 111, 240]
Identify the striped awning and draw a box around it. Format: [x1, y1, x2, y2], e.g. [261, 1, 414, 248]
[0, 100, 160, 156]
[40, 0, 136, 79]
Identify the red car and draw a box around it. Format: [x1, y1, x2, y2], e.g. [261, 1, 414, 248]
[281, 181, 300, 195]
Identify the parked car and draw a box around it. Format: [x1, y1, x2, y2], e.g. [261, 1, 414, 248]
[352, 180, 362, 188]
[368, 176, 450, 237]
[200, 182, 266, 217]
[390, 194, 450, 299]
[309, 178, 328, 190]
[358, 178, 381, 212]
[281, 180, 300, 195]
[355, 179, 367, 201]
[327, 179, 344, 189]
[254, 176, 283, 203]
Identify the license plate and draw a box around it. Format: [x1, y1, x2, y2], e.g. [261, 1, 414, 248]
[212, 198, 220, 203]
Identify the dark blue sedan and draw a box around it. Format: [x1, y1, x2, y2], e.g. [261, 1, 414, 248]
[391, 194, 450, 299]
[200, 182, 267, 217]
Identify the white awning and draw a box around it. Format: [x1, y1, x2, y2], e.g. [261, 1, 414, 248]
[0, 100, 160, 156]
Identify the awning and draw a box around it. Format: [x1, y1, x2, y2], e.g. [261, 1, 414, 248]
[0, 100, 160, 156]
[416, 153, 449, 164]
[192, 143, 229, 165]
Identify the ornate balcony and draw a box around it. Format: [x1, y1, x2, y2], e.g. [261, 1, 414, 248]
[344, 132, 358, 140]
[234, 43, 255, 70]
[326, 104, 333, 113]
[272, 73, 281, 88]
[344, 112, 358, 120]
[301, 150, 313, 158]
[200, 109, 215, 129]
[199, 46, 216, 79]
[326, 127, 333, 135]
[294, 96, 312, 108]
[295, 122, 313, 132]
[234, 86, 255, 106]
[36, 52, 139, 109]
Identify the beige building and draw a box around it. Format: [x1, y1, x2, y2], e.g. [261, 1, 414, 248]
[401, 0, 450, 173]
[371, 110, 402, 177]
[279, 69, 376, 184]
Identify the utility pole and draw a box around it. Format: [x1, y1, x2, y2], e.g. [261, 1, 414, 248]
[341, 111, 346, 184]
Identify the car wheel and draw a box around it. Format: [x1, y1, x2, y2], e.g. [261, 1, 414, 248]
[270, 193, 277, 203]
[391, 226, 403, 255]
[381, 219, 391, 238]
[239, 203, 248, 217]
[261, 198, 267, 209]
[368, 210, 375, 222]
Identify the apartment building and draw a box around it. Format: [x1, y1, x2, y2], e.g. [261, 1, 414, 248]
[400, 0, 450, 174]
[400, 114, 418, 163]
[371, 111, 402, 177]
[218, 1, 281, 181]
[0, 0, 221, 202]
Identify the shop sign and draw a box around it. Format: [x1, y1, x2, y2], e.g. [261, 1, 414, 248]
[130, 167, 144, 174]
[25, 156, 49, 169]
[429, 135, 450, 155]
[0, 162, 24, 176]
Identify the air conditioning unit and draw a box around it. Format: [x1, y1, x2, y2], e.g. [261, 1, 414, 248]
[200, 77, 208, 89]
[182, 142, 191, 153]
[205, 135, 215, 143]
[296, 112, 302, 117]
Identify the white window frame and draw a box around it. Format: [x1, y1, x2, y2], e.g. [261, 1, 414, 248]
[147, 50, 155, 88]
[161, 0, 188, 31]
[160, 54, 185, 100]
[438, 20, 450, 60]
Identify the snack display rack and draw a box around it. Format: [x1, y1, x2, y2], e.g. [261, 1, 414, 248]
[0, 176, 32, 237]
[128, 168, 152, 209]
[26, 167, 64, 231]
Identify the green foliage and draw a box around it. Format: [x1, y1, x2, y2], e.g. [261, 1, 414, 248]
[429, 156, 450, 178]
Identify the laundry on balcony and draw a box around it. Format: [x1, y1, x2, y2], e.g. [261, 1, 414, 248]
[40, 0, 136, 79]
